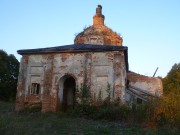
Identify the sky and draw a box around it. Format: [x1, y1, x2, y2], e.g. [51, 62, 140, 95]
[0, 0, 180, 77]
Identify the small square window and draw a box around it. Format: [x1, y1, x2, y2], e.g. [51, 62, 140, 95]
[30, 83, 40, 95]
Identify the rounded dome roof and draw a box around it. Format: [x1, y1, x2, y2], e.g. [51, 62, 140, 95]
[74, 5, 123, 46]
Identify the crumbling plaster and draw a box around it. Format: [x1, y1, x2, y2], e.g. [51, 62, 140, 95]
[16, 51, 127, 112]
[127, 71, 163, 96]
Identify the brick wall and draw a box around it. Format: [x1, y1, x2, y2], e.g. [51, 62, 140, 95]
[127, 71, 163, 96]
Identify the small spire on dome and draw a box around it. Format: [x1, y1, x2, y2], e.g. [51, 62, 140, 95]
[96, 5, 102, 15]
[93, 5, 105, 26]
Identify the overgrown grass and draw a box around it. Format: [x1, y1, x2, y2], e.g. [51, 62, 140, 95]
[1, 101, 180, 135]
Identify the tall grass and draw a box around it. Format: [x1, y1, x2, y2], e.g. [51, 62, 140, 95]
[0, 101, 161, 135]
[1, 96, 180, 135]
[72, 84, 180, 130]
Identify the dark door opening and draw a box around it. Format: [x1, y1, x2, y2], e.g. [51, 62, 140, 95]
[62, 77, 76, 111]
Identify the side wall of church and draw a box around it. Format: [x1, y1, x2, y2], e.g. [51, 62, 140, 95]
[127, 72, 163, 96]
[15, 51, 127, 112]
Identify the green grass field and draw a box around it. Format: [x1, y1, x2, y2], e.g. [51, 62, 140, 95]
[0, 101, 179, 135]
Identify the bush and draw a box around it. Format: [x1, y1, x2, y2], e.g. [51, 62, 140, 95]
[154, 93, 180, 128]
[70, 82, 153, 122]
[20, 104, 42, 114]
[94, 104, 131, 121]
[71, 79, 180, 129]
[67, 104, 97, 118]
[130, 102, 153, 123]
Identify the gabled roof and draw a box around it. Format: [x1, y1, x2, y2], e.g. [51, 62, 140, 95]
[17, 44, 127, 55]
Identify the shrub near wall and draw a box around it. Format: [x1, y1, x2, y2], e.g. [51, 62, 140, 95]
[72, 83, 152, 122]
[154, 92, 180, 127]
[73, 82, 180, 129]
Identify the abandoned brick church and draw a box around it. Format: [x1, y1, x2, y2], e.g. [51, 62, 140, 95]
[15, 5, 163, 112]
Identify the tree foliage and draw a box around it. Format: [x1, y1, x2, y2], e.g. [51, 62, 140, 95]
[0, 50, 19, 101]
[163, 63, 180, 94]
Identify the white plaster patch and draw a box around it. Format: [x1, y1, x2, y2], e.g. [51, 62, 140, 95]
[96, 76, 108, 99]
[31, 76, 41, 83]
[30, 66, 43, 74]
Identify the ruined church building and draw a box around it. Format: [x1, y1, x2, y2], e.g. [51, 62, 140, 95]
[15, 5, 163, 112]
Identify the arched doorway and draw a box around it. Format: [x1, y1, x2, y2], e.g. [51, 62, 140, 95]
[58, 75, 76, 111]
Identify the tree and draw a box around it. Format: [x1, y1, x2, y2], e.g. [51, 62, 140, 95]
[163, 63, 180, 94]
[0, 50, 19, 101]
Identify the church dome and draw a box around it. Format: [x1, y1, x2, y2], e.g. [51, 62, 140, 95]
[74, 5, 123, 46]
